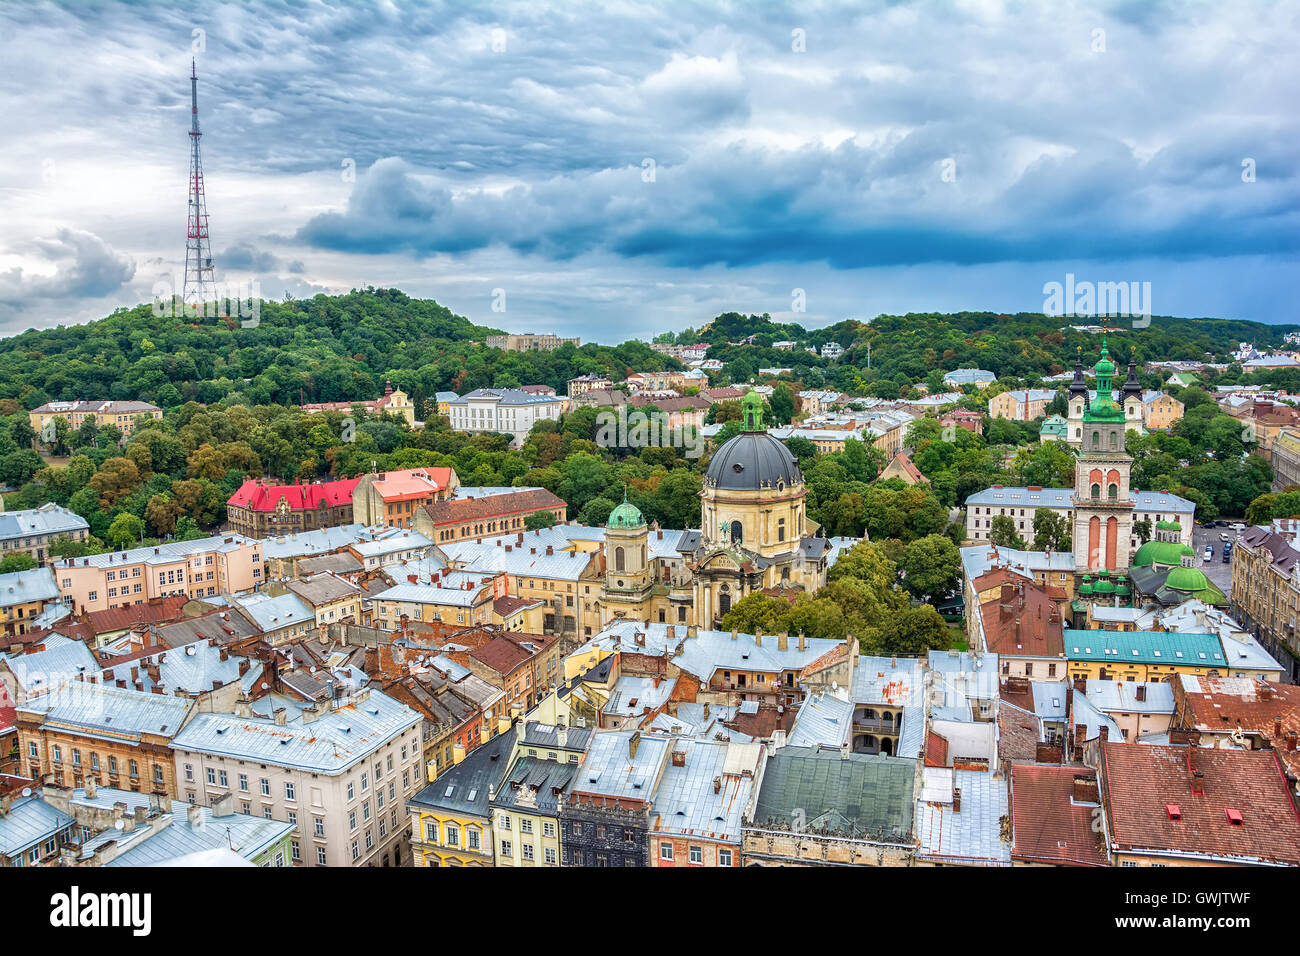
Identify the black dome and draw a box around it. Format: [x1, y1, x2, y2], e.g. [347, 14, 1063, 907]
[705, 432, 803, 491]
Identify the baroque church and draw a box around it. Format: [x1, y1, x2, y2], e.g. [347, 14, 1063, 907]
[596, 391, 831, 629]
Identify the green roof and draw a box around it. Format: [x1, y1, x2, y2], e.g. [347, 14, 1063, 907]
[1063, 629, 1225, 666]
[607, 488, 646, 529]
[1165, 565, 1209, 592]
[751, 746, 916, 843]
[1154, 520, 1181, 531]
[1131, 539, 1195, 568]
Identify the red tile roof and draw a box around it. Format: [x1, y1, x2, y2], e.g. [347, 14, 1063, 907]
[1100, 743, 1300, 865]
[980, 581, 1065, 659]
[1174, 677, 1300, 780]
[1010, 765, 1109, 866]
[469, 632, 554, 677]
[228, 476, 361, 512]
[885, 451, 926, 483]
[82, 595, 189, 635]
[420, 489, 566, 528]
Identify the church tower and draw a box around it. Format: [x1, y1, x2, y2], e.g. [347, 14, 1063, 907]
[600, 489, 652, 618]
[1066, 346, 1089, 447]
[1072, 339, 1136, 572]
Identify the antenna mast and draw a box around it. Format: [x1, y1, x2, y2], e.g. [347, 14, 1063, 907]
[183, 58, 217, 310]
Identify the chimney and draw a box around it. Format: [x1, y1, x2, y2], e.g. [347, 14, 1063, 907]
[187, 803, 203, 828]
[952, 787, 962, 813]
[1289, 732, 1298, 753]
[1098, 726, 1109, 743]
[628, 731, 641, 760]
[703, 703, 710, 720]
[219, 647, 229, 662]
[778, 632, 788, 651]
[545, 545, 553, 556]
[1135, 685, 1147, 702]
[1073, 677, 1087, 694]
[713, 776, 722, 794]
[798, 631, 806, 651]
[273, 707, 287, 725]
[84, 777, 97, 799]
[234, 695, 253, 718]
[1261, 684, 1276, 701]
[1072, 774, 1099, 804]
[557, 725, 567, 749]
[754, 629, 763, 647]
[671, 750, 686, 767]
[238, 660, 250, 677]
[840, 742, 850, 760]
[213, 793, 235, 818]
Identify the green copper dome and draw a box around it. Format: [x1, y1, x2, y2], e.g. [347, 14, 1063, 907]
[1154, 520, 1182, 532]
[1131, 539, 1195, 568]
[607, 489, 645, 529]
[1166, 565, 1209, 592]
[1093, 579, 1116, 594]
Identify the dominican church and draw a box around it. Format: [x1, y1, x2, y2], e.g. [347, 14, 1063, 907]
[596, 391, 831, 629]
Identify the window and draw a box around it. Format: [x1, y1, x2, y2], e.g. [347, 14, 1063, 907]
[261, 778, 270, 796]
[361, 772, 369, 792]
[445, 824, 459, 847]
[522, 843, 535, 862]
[660, 844, 674, 861]
[689, 845, 702, 864]
[28, 742, 37, 759]
[501, 840, 512, 856]
[426, 822, 438, 843]
[318, 847, 328, 866]
[351, 841, 359, 861]
[206, 767, 216, 785]
[362, 801, 371, 821]
[719, 848, 733, 866]
[291, 841, 301, 863]
[545, 846, 557, 865]
[347, 782, 354, 800]
[287, 810, 297, 827]
[185, 764, 194, 782]
[314, 817, 324, 837]
[239, 774, 248, 792]
[500, 813, 511, 830]
[218, 770, 228, 787]
[543, 820, 555, 837]
[520, 818, 533, 834]
[349, 811, 357, 831]
[285, 782, 296, 801]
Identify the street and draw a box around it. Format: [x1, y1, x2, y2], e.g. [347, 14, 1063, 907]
[1190, 524, 1238, 598]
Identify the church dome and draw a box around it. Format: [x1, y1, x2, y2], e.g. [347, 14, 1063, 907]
[607, 498, 645, 529]
[706, 433, 803, 491]
[1165, 565, 1209, 593]
[1131, 539, 1195, 568]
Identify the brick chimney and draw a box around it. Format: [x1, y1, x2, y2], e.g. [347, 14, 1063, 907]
[1288, 732, 1298, 753]
[952, 787, 962, 813]
[628, 731, 641, 760]
[1072, 774, 1099, 804]
[1275, 715, 1284, 739]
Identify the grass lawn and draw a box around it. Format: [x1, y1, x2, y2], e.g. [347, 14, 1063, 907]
[946, 624, 968, 651]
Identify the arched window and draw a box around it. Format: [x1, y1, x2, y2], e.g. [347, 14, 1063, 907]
[615, 547, 625, 572]
[1091, 483, 1101, 499]
[677, 605, 686, 622]
[719, 586, 731, 617]
[1108, 483, 1118, 500]
[1092, 431, 1100, 448]
[1109, 431, 1117, 449]
[730, 520, 743, 544]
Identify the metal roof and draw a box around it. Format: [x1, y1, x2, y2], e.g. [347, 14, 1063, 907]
[915, 767, 1011, 865]
[18, 682, 195, 742]
[0, 504, 89, 542]
[0, 567, 61, 609]
[650, 738, 762, 842]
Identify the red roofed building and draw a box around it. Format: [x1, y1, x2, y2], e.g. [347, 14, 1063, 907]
[1172, 676, 1300, 786]
[299, 379, 417, 426]
[413, 488, 567, 544]
[977, 579, 1066, 680]
[1009, 765, 1109, 866]
[879, 450, 928, 486]
[1099, 742, 1300, 866]
[446, 628, 561, 718]
[353, 467, 458, 529]
[227, 477, 362, 538]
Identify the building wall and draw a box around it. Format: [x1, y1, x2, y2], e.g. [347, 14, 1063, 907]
[174, 717, 422, 867]
[740, 829, 913, 866]
[650, 834, 739, 867]
[409, 808, 494, 866]
[492, 807, 562, 866]
[1230, 540, 1300, 681]
[18, 723, 178, 798]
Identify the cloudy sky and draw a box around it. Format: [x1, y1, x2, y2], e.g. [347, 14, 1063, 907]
[1, 0, 1297, 342]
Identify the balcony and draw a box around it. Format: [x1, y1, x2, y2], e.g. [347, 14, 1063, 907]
[853, 717, 901, 736]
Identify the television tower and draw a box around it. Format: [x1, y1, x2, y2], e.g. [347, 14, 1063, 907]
[183, 58, 216, 309]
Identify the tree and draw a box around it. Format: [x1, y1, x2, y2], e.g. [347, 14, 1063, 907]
[48, 535, 90, 560]
[769, 384, 795, 425]
[87, 457, 141, 511]
[106, 512, 145, 549]
[720, 592, 795, 636]
[145, 494, 180, 537]
[1032, 508, 1071, 551]
[989, 514, 1025, 550]
[1132, 517, 1153, 544]
[0, 553, 37, 573]
[899, 534, 961, 603]
[579, 496, 617, 526]
[879, 605, 951, 655]
[525, 510, 556, 531]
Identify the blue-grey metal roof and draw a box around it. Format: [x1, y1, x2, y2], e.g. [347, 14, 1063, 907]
[850, 655, 924, 707]
[0, 504, 88, 541]
[0, 796, 69, 857]
[0, 567, 60, 609]
[258, 524, 374, 560]
[915, 767, 1011, 865]
[492, 755, 578, 813]
[18, 682, 195, 742]
[171, 689, 419, 774]
[568, 729, 671, 801]
[233, 591, 314, 632]
[787, 692, 854, 748]
[3, 637, 97, 693]
[1084, 679, 1175, 714]
[705, 432, 803, 491]
[409, 731, 514, 817]
[650, 738, 762, 842]
[965, 485, 1195, 515]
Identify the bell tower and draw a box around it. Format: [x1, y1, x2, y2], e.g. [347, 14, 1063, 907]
[1072, 337, 1136, 572]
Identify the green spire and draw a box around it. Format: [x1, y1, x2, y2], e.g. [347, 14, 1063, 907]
[741, 391, 764, 431]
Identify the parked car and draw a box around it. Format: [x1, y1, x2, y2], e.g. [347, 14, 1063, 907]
[1230, 522, 1246, 532]
[1223, 545, 1233, 563]
[1219, 532, 1231, 542]
[1203, 546, 1214, 562]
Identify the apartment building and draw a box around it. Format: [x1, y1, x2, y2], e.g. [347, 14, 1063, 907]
[413, 487, 567, 545]
[989, 388, 1058, 421]
[170, 689, 423, 867]
[1230, 525, 1300, 681]
[29, 400, 162, 441]
[16, 682, 195, 797]
[1271, 428, 1300, 492]
[447, 389, 568, 446]
[51, 535, 263, 616]
[566, 373, 613, 397]
[352, 467, 457, 528]
[0, 504, 90, 564]
[0, 567, 61, 638]
[486, 333, 580, 352]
